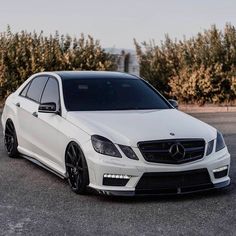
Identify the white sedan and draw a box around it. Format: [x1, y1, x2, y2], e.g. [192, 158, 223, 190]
[1, 71, 231, 196]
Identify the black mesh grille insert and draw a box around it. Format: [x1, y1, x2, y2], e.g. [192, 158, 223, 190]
[103, 178, 129, 186]
[135, 169, 212, 194]
[138, 139, 205, 164]
[214, 169, 228, 179]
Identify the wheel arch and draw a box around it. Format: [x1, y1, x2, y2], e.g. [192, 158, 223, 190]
[2, 94, 19, 134]
[5, 118, 15, 132]
[64, 140, 90, 184]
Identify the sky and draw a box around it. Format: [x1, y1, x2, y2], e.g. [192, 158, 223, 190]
[0, 0, 236, 49]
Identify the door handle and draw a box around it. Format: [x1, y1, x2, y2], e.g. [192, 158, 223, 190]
[32, 112, 38, 118]
[16, 102, 20, 107]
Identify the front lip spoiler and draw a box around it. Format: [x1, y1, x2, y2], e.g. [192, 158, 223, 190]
[94, 179, 230, 197]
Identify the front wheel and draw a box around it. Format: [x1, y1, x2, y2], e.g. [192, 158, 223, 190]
[4, 120, 19, 158]
[65, 142, 89, 194]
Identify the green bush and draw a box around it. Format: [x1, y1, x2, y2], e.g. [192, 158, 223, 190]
[0, 27, 116, 100]
[135, 24, 236, 104]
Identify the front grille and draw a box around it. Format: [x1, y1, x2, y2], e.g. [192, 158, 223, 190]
[138, 139, 205, 164]
[135, 169, 212, 194]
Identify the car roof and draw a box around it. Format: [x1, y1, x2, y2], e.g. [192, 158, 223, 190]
[53, 71, 139, 80]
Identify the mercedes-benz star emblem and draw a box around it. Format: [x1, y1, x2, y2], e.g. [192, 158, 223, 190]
[169, 143, 185, 160]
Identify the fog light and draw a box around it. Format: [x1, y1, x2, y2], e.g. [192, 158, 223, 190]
[103, 173, 131, 186]
[103, 173, 131, 179]
[213, 166, 228, 179]
[213, 166, 228, 173]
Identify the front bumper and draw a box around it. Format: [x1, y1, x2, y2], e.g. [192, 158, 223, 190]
[84, 142, 231, 196]
[93, 179, 230, 196]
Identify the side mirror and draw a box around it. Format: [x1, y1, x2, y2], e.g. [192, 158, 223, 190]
[38, 102, 58, 113]
[168, 99, 178, 109]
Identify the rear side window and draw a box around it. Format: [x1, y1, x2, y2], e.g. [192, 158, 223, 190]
[20, 82, 31, 97]
[41, 77, 60, 109]
[26, 76, 48, 102]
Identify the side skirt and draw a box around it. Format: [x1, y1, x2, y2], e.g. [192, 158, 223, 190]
[21, 154, 66, 179]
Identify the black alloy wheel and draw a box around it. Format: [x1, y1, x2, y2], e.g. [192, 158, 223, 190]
[4, 120, 19, 158]
[65, 142, 89, 194]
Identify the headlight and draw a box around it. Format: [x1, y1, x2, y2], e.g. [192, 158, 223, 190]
[91, 135, 121, 158]
[119, 145, 139, 160]
[206, 139, 214, 156]
[216, 131, 226, 152]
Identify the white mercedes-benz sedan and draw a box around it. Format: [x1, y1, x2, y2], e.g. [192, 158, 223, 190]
[1, 71, 231, 196]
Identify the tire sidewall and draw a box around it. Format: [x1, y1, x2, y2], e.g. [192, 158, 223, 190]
[5, 120, 19, 158]
[66, 142, 89, 194]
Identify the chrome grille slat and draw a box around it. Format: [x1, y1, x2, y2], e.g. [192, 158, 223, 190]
[142, 149, 170, 153]
[184, 147, 204, 152]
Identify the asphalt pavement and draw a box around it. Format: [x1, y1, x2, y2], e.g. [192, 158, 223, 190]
[0, 112, 235, 236]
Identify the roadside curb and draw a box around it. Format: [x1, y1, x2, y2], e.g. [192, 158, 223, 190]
[179, 105, 236, 113]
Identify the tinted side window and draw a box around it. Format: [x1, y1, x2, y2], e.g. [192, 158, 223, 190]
[41, 78, 60, 109]
[26, 76, 48, 102]
[20, 82, 31, 97]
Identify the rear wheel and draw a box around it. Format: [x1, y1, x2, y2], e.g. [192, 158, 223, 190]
[65, 142, 89, 194]
[4, 120, 19, 158]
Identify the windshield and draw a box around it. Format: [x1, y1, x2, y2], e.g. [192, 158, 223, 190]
[62, 77, 171, 111]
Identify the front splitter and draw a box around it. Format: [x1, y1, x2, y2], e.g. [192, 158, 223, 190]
[93, 179, 230, 197]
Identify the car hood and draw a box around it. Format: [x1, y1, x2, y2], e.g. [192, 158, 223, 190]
[66, 109, 216, 147]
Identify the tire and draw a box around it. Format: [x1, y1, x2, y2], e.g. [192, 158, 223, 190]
[65, 142, 89, 194]
[4, 120, 19, 158]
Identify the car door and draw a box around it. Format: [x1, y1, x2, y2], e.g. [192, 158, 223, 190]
[31, 77, 68, 173]
[16, 76, 49, 156]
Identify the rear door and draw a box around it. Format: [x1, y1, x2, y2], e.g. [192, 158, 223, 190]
[16, 76, 49, 157]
